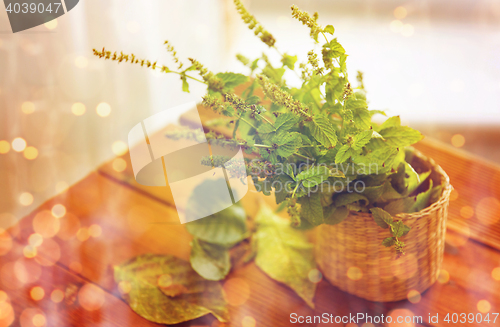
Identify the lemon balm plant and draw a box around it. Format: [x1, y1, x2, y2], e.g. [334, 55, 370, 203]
[95, 1, 451, 317]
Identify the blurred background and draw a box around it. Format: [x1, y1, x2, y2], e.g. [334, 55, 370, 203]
[0, 0, 499, 224]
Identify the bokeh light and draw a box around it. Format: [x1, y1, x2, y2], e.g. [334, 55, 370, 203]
[112, 141, 128, 156]
[112, 158, 127, 172]
[451, 134, 465, 147]
[88, 224, 102, 238]
[390, 20, 403, 33]
[394, 6, 408, 19]
[492, 267, 500, 281]
[32, 313, 46, 327]
[401, 24, 414, 37]
[1, 262, 24, 290]
[23, 146, 39, 160]
[20, 308, 45, 327]
[223, 277, 250, 306]
[362, 324, 375, 327]
[19, 192, 34, 206]
[69, 262, 83, 274]
[34, 238, 61, 266]
[387, 309, 416, 327]
[449, 189, 459, 201]
[460, 206, 474, 219]
[28, 233, 43, 248]
[76, 228, 90, 242]
[78, 283, 105, 311]
[477, 300, 491, 313]
[0, 140, 10, 154]
[12, 137, 27, 152]
[96, 102, 111, 117]
[21, 101, 35, 114]
[437, 269, 450, 283]
[71, 102, 86, 116]
[51, 204, 66, 218]
[33, 210, 60, 238]
[23, 245, 37, 258]
[44, 19, 57, 29]
[308, 268, 322, 283]
[242, 316, 256, 327]
[347, 266, 363, 281]
[407, 289, 421, 303]
[30, 286, 45, 301]
[0, 230, 13, 256]
[14, 258, 42, 284]
[476, 197, 500, 225]
[0, 300, 14, 326]
[51, 289, 64, 303]
[57, 213, 80, 241]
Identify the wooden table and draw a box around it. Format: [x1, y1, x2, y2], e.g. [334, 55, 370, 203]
[1, 107, 500, 327]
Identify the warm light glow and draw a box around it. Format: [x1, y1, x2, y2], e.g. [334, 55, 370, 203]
[392, 254, 418, 280]
[451, 134, 465, 147]
[394, 6, 408, 19]
[0, 290, 7, 302]
[445, 220, 470, 247]
[460, 206, 474, 219]
[88, 224, 102, 238]
[77, 228, 90, 242]
[437, 269, 450, 283]
[387, 309, 416, 327]
[12, 137, 27, 152]
[450, 189, 459, 201]
[21, 101, 35, 114]
[0, 301, 13, 323]
[308, 268, 322, 283]
[33, 210, 60, 238]
[55, 181, 68, 193]
[32, 313, 46, 326]
[112, 141, 128, 156]
[28, 233, 43, 247]
[30, 286, 45, 301]
[242, 316, 256, 327]
[477, 300, 491, 313]
[96, 102, 111, 117]
[23, 245, 37, 258]
[223, 277, 250, 306]
[362, 324, 375, 327]
[51, 204, 66, 218]
[78, 283, 105, 311]
[44, 19, 58, 29]
[74, 56, 88, 69]
[347, 266, 363, 281]
[69, 262, 83, 273]
[118, 281, 132, 294]
[476, 197, 500, 225]
[24, 146, 38, 160]
[0, 140, 10, 154]
[0, 230, 13, 256]
[19, 192, 34, 206]
[407, 289, 421, 303]
[127, 21, 140, 34]
[71, 102, 86, 116]
[34, 238, 61, 267]
[492, 267, 500, 281]
[112, 158, 127, 172]
[401, 24, 414, 37]
[390, 20, 403, 33]
[51, 289, 64, 303]
[14, 259, 42, 284]
[57, 213, 80, 241]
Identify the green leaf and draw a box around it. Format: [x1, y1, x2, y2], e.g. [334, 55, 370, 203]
[360, 183, 385, 204]
[406, 163, 431, 195]
[298, 193, 324, 226]
[185, 180, 247, 247]
[322, 38, 345, 57]
[333, 192, 368, 207]
[335, 145, 354, 164]
[281, 53, 298, 70]
[324, 25, 335, 35]
[352, 130, 373, 150]
[324, 206, 349, 225]
[275, 113, 300, 131]
[181, 75, 190, 93]
[390, 220, 406, 238]
[216, 72, 248, 91]
[255, 203, 317, 308]
[190, 239, 230, 281]
[382, 237, 396, 247]
[306, 114, 338, 148]
[383, 197, 416, 215]
[272, 132, 302, 158]
[380, 126, 423, 148]
[380, 116, 401, 130]
[370, 207, 393, 229]
[429, 184, 443, 204]
[410, 179, 434, 212]
[296, 166, 330, 188]
[114, 254, 229, 324]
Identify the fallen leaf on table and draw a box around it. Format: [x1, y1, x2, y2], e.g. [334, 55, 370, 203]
[254, 202, 317, 308]
[114, 254, 229, 324]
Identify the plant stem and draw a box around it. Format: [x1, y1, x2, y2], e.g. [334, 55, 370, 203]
[293, 152, 315, 161]
[240, 117, 258, 130]
[170, 71, 207, 84]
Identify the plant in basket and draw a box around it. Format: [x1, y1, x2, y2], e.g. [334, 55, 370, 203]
[95, 1, 452, 323]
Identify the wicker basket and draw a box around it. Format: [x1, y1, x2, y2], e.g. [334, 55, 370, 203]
[315, 150, 452, 302]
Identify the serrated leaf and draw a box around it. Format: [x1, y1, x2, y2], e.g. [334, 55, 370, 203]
[384, 197, 416, 215]
[216, 72, 248, 90]
[114, 254, 229, 324]
[380, 126, 423, 148]
[272, 132, 302, 158]
[296, 166, 329, 188]
[190, 239, 230, 281]
[186, 180, 247, 246]
[298, 193, 324, 226]
[380, 116, 401, 130]
[281, 53, 298, 70]
[361, 183, 385, 204]
[390, 220, 406, 238]
[382, 237, 396, 247]
[370, 207, 393, 229]
[323, 38, 345, 57]
[255, 203, 317, 308]
[352, 130, 373, 150]
[306, 114, 338, 148]
[275, 113, 300, 131]
[324, 205, 349, 225]
[333, 192, 369, 207]
[324, 25, 335, 35]
[245, 95, 261, 105]
[335, 145, 354, 164]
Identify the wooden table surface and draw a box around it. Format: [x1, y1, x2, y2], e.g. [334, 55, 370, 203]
[1, 108, 500, 327]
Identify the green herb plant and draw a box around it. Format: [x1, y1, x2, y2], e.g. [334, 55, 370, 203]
[95, 0, 444, 317]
